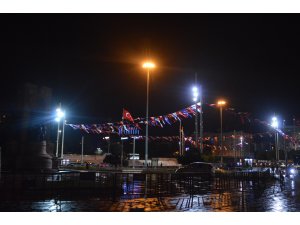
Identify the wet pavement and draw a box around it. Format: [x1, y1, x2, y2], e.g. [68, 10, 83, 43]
[1, 175, 300, 212]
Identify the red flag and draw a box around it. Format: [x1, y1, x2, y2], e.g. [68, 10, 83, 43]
[122, 109, 134, 123]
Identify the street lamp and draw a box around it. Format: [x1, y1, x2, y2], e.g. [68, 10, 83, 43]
[192, 86, 198, 102]
[192, 86, 199, 151]
[142, 61, 155, 168]
[240, 136, 244, 160]
[283, 119, 287, 172]
[61, 119, 66, 159]
[271, 116, 279, 162]
[55, 107, 65, 158]
[104, 136, 110, 154]
[217, 100, 226, 165]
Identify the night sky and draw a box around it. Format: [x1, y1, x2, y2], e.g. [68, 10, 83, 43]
[1, 14, 300, 134]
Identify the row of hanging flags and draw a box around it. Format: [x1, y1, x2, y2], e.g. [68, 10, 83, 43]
[67, 103, 201, 135]
[66, 102, 299, 145]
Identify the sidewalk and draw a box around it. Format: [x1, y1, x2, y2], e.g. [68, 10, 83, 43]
[110, 197, 175, 212]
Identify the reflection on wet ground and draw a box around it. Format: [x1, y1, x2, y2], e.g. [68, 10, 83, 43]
[167, 179, 299, 212]
[1, 175, 300, 212]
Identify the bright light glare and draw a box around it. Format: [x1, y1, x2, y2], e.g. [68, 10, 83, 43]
[59, 111, 65, 118]
[217, 100, 226, 106]
[290, 168, 295, 174]
[192, 87, 199, 102]
[55, 107, 65, 122]
[192, 87, 198, 92]
[104, 136, 110, 140]
[271, 116, 279, 128]
[142, 62, 155, 69]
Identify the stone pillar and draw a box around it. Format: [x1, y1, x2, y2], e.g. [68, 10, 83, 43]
[21, 141, 52, 171]
[16, 83, 53, 171]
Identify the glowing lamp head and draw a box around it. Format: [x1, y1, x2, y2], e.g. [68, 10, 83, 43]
[217, 100, 226, 106]
[271, 116, 279, 129]
[55, 108, 65, 122]
[57, 111, 65, 118]
[192, 86, 199, 102]
[142, 62, 155, 69]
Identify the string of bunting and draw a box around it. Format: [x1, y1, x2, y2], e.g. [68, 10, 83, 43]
[67, 101, 299, 145]
[205, 103, 299, 145]
[67, 103, 201, 134]
[133, 103, 201, 127]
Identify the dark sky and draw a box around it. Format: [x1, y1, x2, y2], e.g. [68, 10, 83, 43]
[1, 14, 300, 133]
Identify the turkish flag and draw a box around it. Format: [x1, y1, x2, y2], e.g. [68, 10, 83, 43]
[122, 109, 134, 123]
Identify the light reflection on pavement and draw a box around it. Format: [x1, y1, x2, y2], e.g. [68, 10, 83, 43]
[1, 177, 300, 212]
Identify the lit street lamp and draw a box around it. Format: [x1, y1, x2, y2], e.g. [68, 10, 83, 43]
[283, 119, 287, 173]
[55, 107, 65, 158]
[192, 86, 199, 151]
[240, 136, 243, 159]
[104, 136, 110, 153]
[271, 116, 279, 162]
[217, 100, 226, 165]
[61, 119, 66, 159]
[142, 61, 155, 168]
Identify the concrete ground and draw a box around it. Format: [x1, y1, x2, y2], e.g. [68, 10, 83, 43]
[110, 197, 175, 212]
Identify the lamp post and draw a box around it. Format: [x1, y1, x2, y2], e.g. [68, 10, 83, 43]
[142, 61, 155, 168]
[192, 86, 199, 151]
[61, 119, 66, 159]
[199, 100, 203, 154]
[81, 136, 84, 164]
[55, 107, 65, 158]
[217, 100, 226, 165]
[179, 120, 182, 155]
[132, 136, 136, 168]
[55, 118, 60, 158]
[233, 130, 236, 164]
[240, 136, 244, 161]
[271, 116, 279, 162]
[104, 136, 110, 154]
[283, 119, 287, 173]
